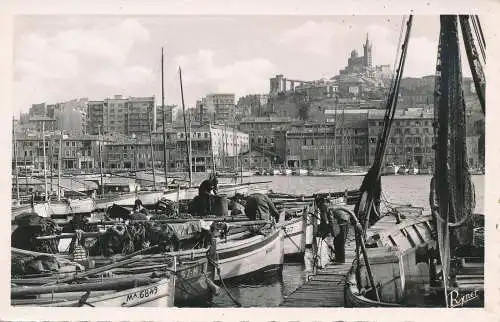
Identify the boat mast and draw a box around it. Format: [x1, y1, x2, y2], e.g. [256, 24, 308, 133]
[188, 112, 193, 175]
[42, 120, 48, 202]
[234, 118, 238, 179]
[334, 96, 338, 168]
[209, 122, 216, 174]
[12, 116, 20, 205]
[179, 67, 192, 186]
[57, 130, 62, 200]
[148, 108, 157, 190]
[161, 47, 168, 185]
[98, 126, 104, 196]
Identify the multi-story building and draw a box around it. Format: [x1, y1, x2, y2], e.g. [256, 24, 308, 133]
[236, 94, 269, 118]
[87, 96, 155, 136]
[29, 103, 47, 118]
[104, 124, 249, 172]
[125, 96, 155, 136]
[52, 98, 88, 134]
[12, 133, 106, 170]
[103, 95, 128, 135]
[87, 100, 105, 135]
[200, 93, 236, 124]
[367, 107, 434, 169]
[155, 105, 178, 128]
[24, 116, 57, 133]
[274, 112, 369, 168]
[239, 116, 294, 150]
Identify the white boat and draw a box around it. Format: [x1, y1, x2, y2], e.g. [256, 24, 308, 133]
[94, 190, 167, 210]
[292, 169, 309, 176]
[408, 167, 419, 175]
[213, 229, 284, 280]
[397, 165, 409, 175]
[11, 198, 96, 220]
[277, 216, 307, 257]
[383, 164, 400, 175]
[12, 276, 175, 307]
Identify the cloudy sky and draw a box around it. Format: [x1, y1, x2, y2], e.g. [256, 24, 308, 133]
[13, 15, 470, 116]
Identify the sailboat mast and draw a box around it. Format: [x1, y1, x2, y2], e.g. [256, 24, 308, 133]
[149, 108, 157, 190]
[161, 47, 168, 184]
[188, 113, 193, 177]
[58, 131, 62, 200]
[209, 122, 216, 173]
[179, 67, 192, 186]
[42, 121, 48, 202]
[98, 126, 104, 196]
[334, 98, 337, 168]
[12, 116, 20, 204]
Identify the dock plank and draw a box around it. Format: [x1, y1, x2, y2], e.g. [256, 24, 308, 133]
[280, 239, 356, 307]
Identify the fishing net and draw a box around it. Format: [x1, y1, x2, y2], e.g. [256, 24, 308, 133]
[11, 213, 60, 254]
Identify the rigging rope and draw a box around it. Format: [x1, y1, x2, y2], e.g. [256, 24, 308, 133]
[355, 15, 414, 230]
[471, 15, 486, 63]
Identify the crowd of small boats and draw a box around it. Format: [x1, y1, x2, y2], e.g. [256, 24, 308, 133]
[10, 180, 360, 308]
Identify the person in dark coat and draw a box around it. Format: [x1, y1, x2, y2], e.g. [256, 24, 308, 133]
[244, 193, 280, 223]
[130, 199, 148, 220]
[315, 196, 350, 264]
[189, 179, 215, 217]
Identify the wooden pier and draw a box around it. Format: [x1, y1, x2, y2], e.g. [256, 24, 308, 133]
[280, 235, 357, 307]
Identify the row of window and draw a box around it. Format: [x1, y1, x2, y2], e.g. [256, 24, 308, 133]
[369, 136, 435, 145]
[369, 120, 431, 127]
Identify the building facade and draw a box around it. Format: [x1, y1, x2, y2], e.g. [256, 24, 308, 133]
[125, 96, 155, 135]
[200, 93, 236, 124]
[236, 94, 269, 119]
[104, 124, 250, 172]
[274, 113, 369, 169]
[155, 105, 178, 128]
[12, 133, 106, 171]
[87, 100, 105, 135]
[367, 108, 435, 169]
[239, 116, 294, 150]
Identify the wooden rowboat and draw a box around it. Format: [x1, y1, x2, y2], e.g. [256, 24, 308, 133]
[11, 275, 175, 307]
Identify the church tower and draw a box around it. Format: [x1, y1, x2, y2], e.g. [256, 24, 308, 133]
[363, 33, 373, 68]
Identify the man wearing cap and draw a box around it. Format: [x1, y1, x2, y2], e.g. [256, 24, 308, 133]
[315, 196, 350, 264]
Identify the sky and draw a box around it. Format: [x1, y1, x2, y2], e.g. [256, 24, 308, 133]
[12, 15, 473, 116]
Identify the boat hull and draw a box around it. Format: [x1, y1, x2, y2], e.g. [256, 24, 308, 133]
[215, 229, 284, 281]
[13, 277, 175, 307]
[95, 191, 165, 210]
[277, 216, 307, 257]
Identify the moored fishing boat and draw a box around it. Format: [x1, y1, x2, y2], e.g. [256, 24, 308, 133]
[292, 168, 308, 176]
[11, 198, 96, 221]
[280, 168, 292, 176]
[383, 163, 400, 175]
[11, 274, 175, 307]
[345, 15, 485, 308]
[276, 215, 307, 258]
[408, 166, 419, 175]
[397, 165, 409, 175]
[212, 228, 284, 280]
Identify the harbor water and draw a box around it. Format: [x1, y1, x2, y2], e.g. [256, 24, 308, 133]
[205, 174, 485, 307]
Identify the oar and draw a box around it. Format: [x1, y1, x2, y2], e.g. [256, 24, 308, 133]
[43, 244, 160, 285]
[12, 276, 162, 297]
